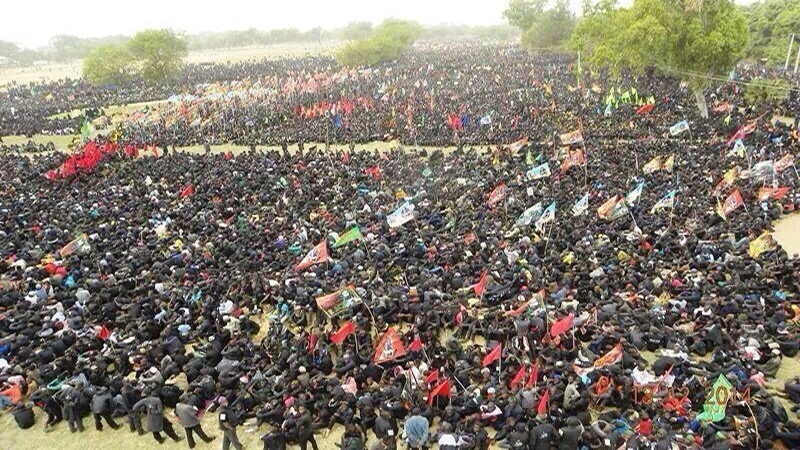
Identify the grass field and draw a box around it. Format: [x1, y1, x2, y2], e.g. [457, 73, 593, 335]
[0, 42, 336, 86]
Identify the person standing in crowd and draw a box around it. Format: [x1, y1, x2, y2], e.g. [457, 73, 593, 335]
[218, 396, 243, 450]
[90, 386, 120, 431]
[175, 395, 216, 449]
[133, 390, 183, 444]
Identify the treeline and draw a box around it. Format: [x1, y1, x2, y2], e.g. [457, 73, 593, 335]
[505, 0, 800, 68]
[0, 23, 516, 68]
[740, 0, 800, 64]
[0, 35, 129, 66]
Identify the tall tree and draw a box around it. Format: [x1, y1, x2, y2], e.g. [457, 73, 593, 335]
[503, 0, 546, 31]
[572, 0, 749, 117]
[82, 44, 135, 86]
[505, 0, 575, 49]
[740, 0, 800, 64]
[127, 29, 187, 83]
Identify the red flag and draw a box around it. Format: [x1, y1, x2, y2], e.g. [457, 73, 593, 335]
[635, 103, 654, 115]
[307, 333, 318, 354]
[97, 325, 111, 341]
[330, 321, 355, 344]
[537, 390, 550, 416]
[560, 149, 586, 172]
[365, 164, 382, 180]
[44, 170, 58, 181]
[408, 336, 424, 352]
[487, 183, 507, 207]
[509, 365, 526, 389]
[295, 241, 329, 272]
[150, 144, 159, 158]
[757, 187, 789, 202]
[718, 189, 744, 218]
[427, 378, 451, 405]
[726, 125, 746, 147]
[180, 184, 195, 197]
[425, 369, 440, 385]
[225, 150, 233, 160]
[482, 344, 502, 367]
[472, 269, 488, 296]
[526, 364, 538, 388]
[373, 328, 406, 364]
[550, 313, 575, 337]
[342, 151, 350, 163]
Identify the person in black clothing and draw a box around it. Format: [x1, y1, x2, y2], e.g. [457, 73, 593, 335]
[218, 397, 243, 450]
[91, 386, 120, 431]
[297, 404, 319, 450]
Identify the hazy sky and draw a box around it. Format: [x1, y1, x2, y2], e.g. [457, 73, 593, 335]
[3, 0, 762, 49]
[3, 0, 509, 48]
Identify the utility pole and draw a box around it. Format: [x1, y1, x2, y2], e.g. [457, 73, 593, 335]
[786, 34, 795, 71]
[795, 45, 800, 74]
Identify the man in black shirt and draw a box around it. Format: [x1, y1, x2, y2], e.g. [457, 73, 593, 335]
[218, 397, 243, 450]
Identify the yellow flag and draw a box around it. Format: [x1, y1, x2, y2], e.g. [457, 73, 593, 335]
[643, 156, 662, 174]
[723, 168, 739, 184]
[662, 155, 675, 172]
[716, 197, 727, 221]
[748, 232, 774, 258]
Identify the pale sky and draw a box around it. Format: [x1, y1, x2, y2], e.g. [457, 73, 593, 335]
[2, 0, 510, 48]
[2, 0, 763, 49]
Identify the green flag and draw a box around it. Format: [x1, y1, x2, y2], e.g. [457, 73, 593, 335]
[697, 374, 733, 423]
[333, 226, 362, 248]
[80, 119, 91, 139]
[525, 149, 533, 166]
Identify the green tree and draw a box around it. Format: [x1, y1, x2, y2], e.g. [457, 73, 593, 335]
[336, 19, 422, 67]
[0, 40, 20, 58]
[503, 0, 546, 30]
[505, 0, 575, 49]
[521, 0, 577, 49]
[740, 0, 800, 64]
[571, 0, 749, 117]
[82, 44, 135, 85]
[127, 29, 187, 83]
[744, 78, 791, 109]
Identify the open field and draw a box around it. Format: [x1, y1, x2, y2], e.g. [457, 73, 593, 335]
[0, 42, 336, 86]
[774, 212, 800, 257]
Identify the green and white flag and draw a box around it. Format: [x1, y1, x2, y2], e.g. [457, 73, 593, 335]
[650, 190, 677, 214]
[516, 202, 543, 227]
[333, 226, 363, 248]
[571, 193, 589, 217]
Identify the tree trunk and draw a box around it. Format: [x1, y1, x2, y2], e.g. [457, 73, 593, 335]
[694, 87, 709, 119]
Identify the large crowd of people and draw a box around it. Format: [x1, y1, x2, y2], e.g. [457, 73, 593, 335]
[1, 42, 800, 450]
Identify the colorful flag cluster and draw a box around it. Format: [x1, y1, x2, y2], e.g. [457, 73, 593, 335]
[44, 140, 125, 180]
